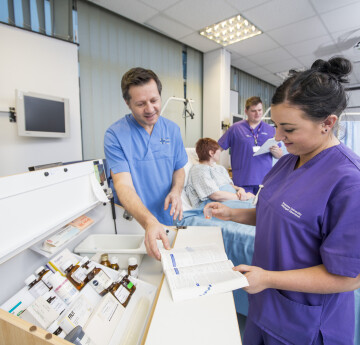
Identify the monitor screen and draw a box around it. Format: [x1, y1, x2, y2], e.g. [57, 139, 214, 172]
[24, 96, 66, 133]
[16, 90, 70, 138]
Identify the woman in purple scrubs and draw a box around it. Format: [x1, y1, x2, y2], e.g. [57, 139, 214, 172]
[205, 57, 360, 345]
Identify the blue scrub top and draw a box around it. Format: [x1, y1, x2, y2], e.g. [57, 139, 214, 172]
[218, 120, 275, 186]
[104, 114, 188, 225]
[251, 143, 360, 345]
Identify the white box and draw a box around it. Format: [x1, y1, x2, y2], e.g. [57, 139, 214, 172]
[74, 235, 146, 269]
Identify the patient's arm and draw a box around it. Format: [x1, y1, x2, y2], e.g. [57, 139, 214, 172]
[111, 171, 169, 260]
[164, 168, 185, 221]
[209, 190, 239, 201]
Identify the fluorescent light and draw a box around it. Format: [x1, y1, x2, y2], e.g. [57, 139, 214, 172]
[199, 14, 262, 46]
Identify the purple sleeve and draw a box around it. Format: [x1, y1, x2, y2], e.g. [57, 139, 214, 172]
[218, 128, 232, 150]
[320, 185, 360, 278]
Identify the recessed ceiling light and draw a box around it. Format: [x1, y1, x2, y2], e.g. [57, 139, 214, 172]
[199, 14, 262, 47]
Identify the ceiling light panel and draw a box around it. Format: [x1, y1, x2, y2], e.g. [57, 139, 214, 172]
[199, 14, 262, 47]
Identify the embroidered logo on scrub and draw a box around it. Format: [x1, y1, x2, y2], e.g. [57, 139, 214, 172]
[160, 138, 170, 144]
[281, 202, 302, 219]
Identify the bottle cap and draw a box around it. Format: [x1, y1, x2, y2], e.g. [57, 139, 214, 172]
[60, 260, 73, 272]
[101, 253, 109, 261]
[110, 256, 118, 265]
[128, 257, 137, 266]
[24, 274, 37, 285]
[35, 266, 46, 275]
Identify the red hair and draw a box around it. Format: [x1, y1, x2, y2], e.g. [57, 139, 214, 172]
[196, 138, 220, 161]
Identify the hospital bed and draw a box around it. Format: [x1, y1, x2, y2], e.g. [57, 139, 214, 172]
[177, 149, 360, 344]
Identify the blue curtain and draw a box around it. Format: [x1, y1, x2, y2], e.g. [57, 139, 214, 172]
[341, 121, 360, 156]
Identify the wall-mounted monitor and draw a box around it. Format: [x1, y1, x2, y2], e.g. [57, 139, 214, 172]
[16, 90, 70, 138]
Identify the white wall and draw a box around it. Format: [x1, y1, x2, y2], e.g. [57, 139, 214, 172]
[0, 24, 82, 177]
[203, 48, 231, 168]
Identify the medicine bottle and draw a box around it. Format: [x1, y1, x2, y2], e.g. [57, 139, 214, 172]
[48, 271, 79, 305]
[100, 254, 111, 267]
[110, 276, 132, 307]
[35, 266, 54, 289]
[88, 266, 113, 295]
[128, 257, 138, 278]
[24, 274, 50, 298]
[81, 257, 96, 283]
[64, 326, 96, 345]
[61, 260, 87, 291]
[119, 270, 136, 294]
[110, 256, 119, 271]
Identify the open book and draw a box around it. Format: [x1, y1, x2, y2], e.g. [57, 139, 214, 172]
[159, 244, 249, 302]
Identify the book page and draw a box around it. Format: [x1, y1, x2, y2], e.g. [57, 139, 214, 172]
[160, 244, 227, 271]
[164, 260, 248, 301]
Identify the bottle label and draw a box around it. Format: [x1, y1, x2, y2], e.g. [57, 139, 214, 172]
[54, 279, 79, 305]
[41, 270, 54, 289]
[71, 267, 87, 284]
[127, 282, 134, 289]
[129, 267, 139, 278]
[85, 262, 96, 275]
[29, 280, 49, 298]
[114, 285, 130, 304]
[89, 270, 113, 294]
[43, 290, 67, 314]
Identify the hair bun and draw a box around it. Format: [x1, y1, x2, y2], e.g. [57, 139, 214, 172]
[311, 57, 352, 83]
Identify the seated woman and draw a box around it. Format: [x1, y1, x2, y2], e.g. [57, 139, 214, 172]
[185, 138, 254, 208]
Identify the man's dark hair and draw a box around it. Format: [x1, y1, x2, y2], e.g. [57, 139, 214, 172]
[121, 67, 162, 102]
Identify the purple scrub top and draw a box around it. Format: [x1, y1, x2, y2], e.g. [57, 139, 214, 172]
[218, 120, 275, 186]
[249, 143, 360, 345]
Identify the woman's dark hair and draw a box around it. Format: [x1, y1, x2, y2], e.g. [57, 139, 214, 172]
[272, 57, 352, 121]
[196, 138, 220, 161]
[121, 67, 162, 102]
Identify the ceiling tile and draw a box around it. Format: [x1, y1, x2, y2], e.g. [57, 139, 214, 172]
[310, 0, 360, 14]
[264, 58, 304, 73]
[145, 15, 193, 40]
[179, 33, 221, 53]
[163, 0, 237, 31]
[243, 0, 315, 31]
[231, 57, 257, 70]
[228, 33, 278, 56]
[285, 35, 334, 57]
[268, 17, 327, 46]
[321, 2, 360, 33]
[245, 66, 273, 78]
[225, 0, 271, 12]
[248, 47, 293, 65]
[89, 0, 158, 23]
[139, 0, 179, 11]
[259, 73, 283, 86]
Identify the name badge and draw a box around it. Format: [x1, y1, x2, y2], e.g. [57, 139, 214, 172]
[253, 146, 260, 153]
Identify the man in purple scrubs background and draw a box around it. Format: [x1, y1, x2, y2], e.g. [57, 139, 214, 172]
[218, 97, 283, 195]
[206, 57, 360, 345]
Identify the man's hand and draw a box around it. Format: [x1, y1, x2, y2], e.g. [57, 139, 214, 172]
[164, 191, 183, 221]
[269, 145, 283, 159]
[233, 264, 270, 294]
[144, 222, 170, 261]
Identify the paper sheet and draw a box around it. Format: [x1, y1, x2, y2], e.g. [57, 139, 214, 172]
[253, 137, 279, 156]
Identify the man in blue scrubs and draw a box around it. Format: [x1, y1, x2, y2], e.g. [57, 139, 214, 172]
[104, 68, 188, 260]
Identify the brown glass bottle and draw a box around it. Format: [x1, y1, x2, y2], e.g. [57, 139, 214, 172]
[119, 270, 136, 295]
[61, 261, 86, 291]
[110, 256, 119, 271]
[110, 277, 132, 307]
[100, 254, 111, 267]
[127, 257, 138, 278]
[87, 266, 113, 295]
